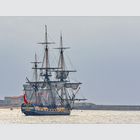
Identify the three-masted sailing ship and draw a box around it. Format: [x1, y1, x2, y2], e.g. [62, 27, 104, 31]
[21, 25, 85, 115]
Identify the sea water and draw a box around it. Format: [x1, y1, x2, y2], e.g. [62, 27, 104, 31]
[0, 108, 140, 124]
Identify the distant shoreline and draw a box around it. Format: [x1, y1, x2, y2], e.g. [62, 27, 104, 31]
[0, 106, 20, 109]
[74, 104, 140, 111]
[1, 104, 140, 111]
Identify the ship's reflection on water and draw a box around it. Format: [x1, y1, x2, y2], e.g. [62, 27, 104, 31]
[0, 108, 140, 124]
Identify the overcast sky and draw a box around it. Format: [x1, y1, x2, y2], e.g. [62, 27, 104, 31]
[1, 17, 140, 105]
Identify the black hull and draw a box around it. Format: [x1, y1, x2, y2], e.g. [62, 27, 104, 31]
[23, 110, 70, 116]
[21, 103, 70, 116]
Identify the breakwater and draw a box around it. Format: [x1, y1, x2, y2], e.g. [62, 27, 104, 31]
[74, 104, 140, 110]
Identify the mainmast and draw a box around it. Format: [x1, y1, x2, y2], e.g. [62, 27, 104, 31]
[38, 25, 57, 106]
[38, 25, 55, 80]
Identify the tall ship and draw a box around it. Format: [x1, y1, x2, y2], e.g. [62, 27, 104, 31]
[21, 25, 86, 115]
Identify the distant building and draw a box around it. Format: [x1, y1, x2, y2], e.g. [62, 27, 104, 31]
[73, 102, 96, 109]
[0, 100, 5, 106]
[4, 95, 23, 106]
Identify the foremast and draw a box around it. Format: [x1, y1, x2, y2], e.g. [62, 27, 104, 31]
[31, 53, 40, 104]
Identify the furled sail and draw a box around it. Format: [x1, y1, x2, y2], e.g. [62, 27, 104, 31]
[56, 70, 76, 79]
[51, 82, 65, 90]
[64, 83, 81, 90]
[56, 71, 69, 79]
[23, 84, 32, 90]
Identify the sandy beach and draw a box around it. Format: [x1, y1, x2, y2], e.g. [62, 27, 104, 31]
[0, 108, 140, 124]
